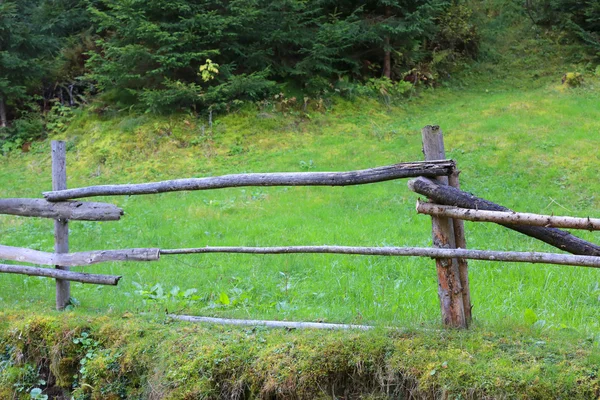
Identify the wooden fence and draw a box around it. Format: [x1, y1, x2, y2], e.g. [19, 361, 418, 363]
[1, 125, 599, 329]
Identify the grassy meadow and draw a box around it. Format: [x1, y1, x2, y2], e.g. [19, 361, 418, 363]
[1, 78, 599, 333]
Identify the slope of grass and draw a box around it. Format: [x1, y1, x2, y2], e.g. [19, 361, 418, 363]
[1, 79, 599, 332]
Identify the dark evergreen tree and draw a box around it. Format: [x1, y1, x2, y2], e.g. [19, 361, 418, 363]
[0, 0, 57, 126]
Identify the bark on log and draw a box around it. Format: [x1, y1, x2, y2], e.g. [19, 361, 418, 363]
[421, 125, 467, 328]
[0, 198, 123, 221]
[169, 315, 373, 330]
[0, 245, 160, 267]
[416, 201, 600, 231]
[42, 160, 456, 201]
[408, 177, 600, 256]
[160, 246, 600, 268]
[0, 263, 121, 285]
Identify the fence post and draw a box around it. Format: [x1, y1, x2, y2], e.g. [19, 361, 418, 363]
[52, 141, 70, 310]
[421, 125, 468, 328]
[448, 171, 472, 324]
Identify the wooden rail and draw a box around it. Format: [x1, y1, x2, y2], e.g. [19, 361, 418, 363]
[160, 246, 600, 268]
[169, 315, 373, 330]
[0, 245, 159, 267]
[42, 160, 456, 201]
[416, 200, 600, 231]
[0, 198, 123, 221]
[0, 263, 121, 285]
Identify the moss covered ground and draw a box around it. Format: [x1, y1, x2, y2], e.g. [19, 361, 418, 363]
[1, 312, 599, 399]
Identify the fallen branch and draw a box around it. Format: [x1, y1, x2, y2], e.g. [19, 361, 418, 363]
[160, 246, 600, 268]
[0, 263, 121, 285]
[408, 177, 600, 256]
[0, 245, 159, 267]
[0, 198, 123, 221]
[43, 160, 455, 201]
[168, 315, 373, 330]
[416, 200, 600, 231]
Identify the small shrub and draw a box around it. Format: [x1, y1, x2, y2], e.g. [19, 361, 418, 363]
[561, 72, 584, 87]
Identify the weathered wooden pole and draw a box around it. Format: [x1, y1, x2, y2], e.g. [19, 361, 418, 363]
[0, 263, 121, 286]
[0, 198, 123, 221]
[421, 126, 469, 328]
[52, 141, 70, 310]
[416, 201, 600, 230]
[42, 161, 456, 201]
[448, 170, 472, 323]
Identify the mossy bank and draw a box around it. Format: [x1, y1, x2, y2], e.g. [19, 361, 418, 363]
[0, 312, 598, 399]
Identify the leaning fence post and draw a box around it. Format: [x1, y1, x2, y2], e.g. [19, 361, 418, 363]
[421, 126, 468, 328]
[52, 141, 70, 310]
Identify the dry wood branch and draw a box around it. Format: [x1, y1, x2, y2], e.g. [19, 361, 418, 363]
[417, 201, 600, 231]
[408, 177, 600, 256]
[160, 246, 600, 268]
[43, 160, 456, 201]
[0, 245, 159, 267]
[0, 263, 121, 285]
[0, 198, 123, 221]
[168, 315, 373, 330]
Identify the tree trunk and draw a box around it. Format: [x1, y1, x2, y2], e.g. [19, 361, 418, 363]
[382, 6, 392, 79]
[383, 36, 391, 79]
[0, 96, 7, 128]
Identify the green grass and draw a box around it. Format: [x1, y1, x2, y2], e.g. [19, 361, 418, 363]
[1, 80, 599, 335]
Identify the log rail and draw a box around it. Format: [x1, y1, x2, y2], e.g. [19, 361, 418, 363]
[416, 200, 600, 231]
[42, 160, 456, 201]
[159, 246, 600, 268]
[0, 263, 121, 285]
[0, 198, 123, 221]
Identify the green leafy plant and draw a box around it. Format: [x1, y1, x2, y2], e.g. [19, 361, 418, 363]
[359, 77, 413, 106]
[45, 102, 76, 135]
[132, 282, 202, 311]
[9, 364, 45, 395]
[29, 387, 48, 400]
[562, 72, 584, 87]
[71, 331, 123, 399]
[199, 59, 219, 82]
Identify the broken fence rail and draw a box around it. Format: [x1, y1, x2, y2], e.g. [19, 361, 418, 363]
[168, 315, 373, 330]
[0, 198, 123, 221]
